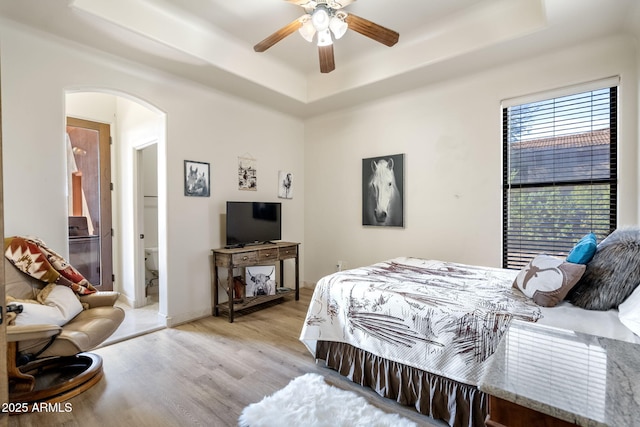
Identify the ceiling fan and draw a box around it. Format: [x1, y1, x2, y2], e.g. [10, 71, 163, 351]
[254, 0, 399, 73]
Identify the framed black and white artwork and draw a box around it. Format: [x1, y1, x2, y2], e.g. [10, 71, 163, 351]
[245, 265, 276, 297]
[238, 156, 257, 191]
[362, 153, 404, 227]
[184, 160, 210, 197]
[278, 170, 293, 199]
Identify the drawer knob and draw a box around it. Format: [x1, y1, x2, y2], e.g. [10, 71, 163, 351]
[242, 256, 248, 260]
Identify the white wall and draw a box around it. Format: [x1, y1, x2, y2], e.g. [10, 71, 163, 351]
[304, 34, 639, 283]
[143, 143, 159, 249]
[1, 23, 305, 326]
[66, 92, 117, 124]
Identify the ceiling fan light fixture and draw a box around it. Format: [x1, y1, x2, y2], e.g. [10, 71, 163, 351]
[311, 7, 330, 31]
[299, 17, 316, 42]
[316, 28, 333, 46]
[329, 16, 347, 39]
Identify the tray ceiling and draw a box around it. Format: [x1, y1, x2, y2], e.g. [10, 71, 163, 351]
[0, 0, 638, 117]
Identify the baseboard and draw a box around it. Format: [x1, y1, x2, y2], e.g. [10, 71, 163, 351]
[165, 307, 211, 327]
[117, 293, 135, 307]
[117, 293, 151, 309]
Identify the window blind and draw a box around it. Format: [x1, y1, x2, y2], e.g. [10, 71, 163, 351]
[502, 86, 617, 269]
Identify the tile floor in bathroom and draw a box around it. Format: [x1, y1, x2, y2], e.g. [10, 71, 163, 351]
[100, 292, 165, 347]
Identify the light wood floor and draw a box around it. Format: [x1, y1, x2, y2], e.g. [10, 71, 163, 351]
[9, 288, 444, 427]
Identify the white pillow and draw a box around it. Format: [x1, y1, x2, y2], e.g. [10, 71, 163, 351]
[10, 302, 67, 326]
[619, 285, 640, 336]
[42, 285, 84, 323]
[10, 285, 83, 327]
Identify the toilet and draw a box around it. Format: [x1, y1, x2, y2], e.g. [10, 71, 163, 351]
[145, 247, 159, 273]
[144, 247, 159, 291]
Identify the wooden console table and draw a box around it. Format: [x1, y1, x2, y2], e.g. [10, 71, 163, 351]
[211, 242, 299, 323]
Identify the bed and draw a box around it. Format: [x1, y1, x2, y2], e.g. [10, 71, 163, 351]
[300, 229, 640, 427]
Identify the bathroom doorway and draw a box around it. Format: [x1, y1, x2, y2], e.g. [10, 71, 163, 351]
[139, 142, 159, 306]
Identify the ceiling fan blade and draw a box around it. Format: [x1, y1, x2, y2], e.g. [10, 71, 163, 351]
[285, 0, 355, 8]
[254, 18, 304, 52]
[286, 0, 315, 6]
[327, 0, 356, 8]
[318, 45, 335, 73]
[345, 13, 399, 47]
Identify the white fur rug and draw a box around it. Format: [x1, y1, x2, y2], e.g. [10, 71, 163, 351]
[238, 373, 417, 427]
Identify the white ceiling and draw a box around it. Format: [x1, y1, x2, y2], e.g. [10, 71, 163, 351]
[0, 0, 638, 117]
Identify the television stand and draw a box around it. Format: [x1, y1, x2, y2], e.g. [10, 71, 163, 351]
[210, 241, 299, 323]
[224, 241, 278, 249]
[223, 243, 245, 249]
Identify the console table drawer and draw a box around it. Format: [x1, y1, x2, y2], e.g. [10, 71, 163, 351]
[232, 252, 258, 266]
[258, 248, 278, 261]
[279, 245, 297, 259]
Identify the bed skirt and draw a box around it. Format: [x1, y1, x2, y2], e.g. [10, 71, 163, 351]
[315, 341, 487, 427]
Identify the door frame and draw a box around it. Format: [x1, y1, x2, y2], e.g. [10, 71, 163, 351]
[134, 140, 158, 307]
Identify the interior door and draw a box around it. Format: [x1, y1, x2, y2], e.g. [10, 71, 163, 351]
[66, 117, 113, 291]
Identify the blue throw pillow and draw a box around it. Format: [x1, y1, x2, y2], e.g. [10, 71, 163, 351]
[567, 232, 598, 264]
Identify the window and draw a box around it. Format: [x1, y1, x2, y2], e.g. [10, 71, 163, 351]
[502, 85, 617, 269]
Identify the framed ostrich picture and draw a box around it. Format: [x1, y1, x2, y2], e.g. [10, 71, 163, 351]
[245, 265, 277, 297]
[362, 153, 404, 227]
[184, 160, 210, 197]
[278, 170, 293, 199]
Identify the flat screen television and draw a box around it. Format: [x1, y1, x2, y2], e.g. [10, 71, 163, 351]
[226, 201, 281, 247]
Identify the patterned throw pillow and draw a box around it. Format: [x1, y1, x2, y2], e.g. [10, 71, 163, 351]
[5, 236, 97, 295]
[513, 255, 585, 307]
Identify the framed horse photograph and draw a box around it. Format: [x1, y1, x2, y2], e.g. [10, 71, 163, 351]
[362, 153, 404, 227]
[184, 160, 210, 197]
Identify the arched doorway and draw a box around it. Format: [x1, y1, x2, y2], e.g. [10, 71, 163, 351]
[66, 90, 167, 339]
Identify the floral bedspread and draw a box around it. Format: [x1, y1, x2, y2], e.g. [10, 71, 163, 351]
[300, 257, 542, 386]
